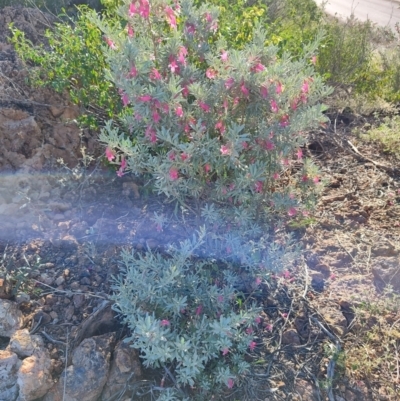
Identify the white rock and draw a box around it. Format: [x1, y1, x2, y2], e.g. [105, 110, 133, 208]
[7, 329, 44, 358]
[17, 347, 53, 401]
[0, 299, 23, 337]
[0, 350, 21, 401]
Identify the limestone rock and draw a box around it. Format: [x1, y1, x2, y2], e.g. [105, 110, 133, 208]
[0, 350, 21, 401]
[7, 329, 43, 358]
[17, 346, 53, 401]
[0, 299, 23, 337]
[101, 340, 142, 401]
[44, 333, 116, 401]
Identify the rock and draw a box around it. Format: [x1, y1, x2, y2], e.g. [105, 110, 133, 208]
[7, 329, 43, 358]
[101, 340, 142, 401]
[372, 257, 400, 293]
[44, 333, 116, 401]
[0, 350, 21, 401]
[293, 379, 319, 401]
[15, 293, 30, 305]
[17, 346, 53, 401]
[318, 305, 348, 337]
[55, 276, 65, 286]
[72, 294, 85, 309]
[282, 328, 301, 345]
[311, 272, 325, 292]
[371, 241, 398, 257]
[0, 299, 23, 337]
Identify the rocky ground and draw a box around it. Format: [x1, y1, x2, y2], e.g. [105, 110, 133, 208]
[0, 6, 400, 401]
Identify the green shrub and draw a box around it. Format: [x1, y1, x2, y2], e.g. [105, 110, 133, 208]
[10, 5, 122, 128]
[316, 15, 373, 88]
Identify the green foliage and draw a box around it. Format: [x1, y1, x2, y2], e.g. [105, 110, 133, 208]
[10, 6, 122, 128]
[112, 227, 300, 399]
[358, 114, 400, 159]
[264, 0, 324, 58]
[317, 16, 373, 87]
[93, 0, 331, 222]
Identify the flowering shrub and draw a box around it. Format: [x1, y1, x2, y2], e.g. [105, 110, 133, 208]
[90, 0, 331, 220]
[111, 228, 299, 399]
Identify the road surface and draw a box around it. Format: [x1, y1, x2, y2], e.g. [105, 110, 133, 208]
[313, 0, 400, 31]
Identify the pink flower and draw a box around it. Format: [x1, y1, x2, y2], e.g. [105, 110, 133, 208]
[127, 23, 134, 37]
[276, 81, 283, 94]
[255, 316, 261, 325]
[227, 379, 234, 389]
[273, 172, 279, 180]
[301, 174, 308, 182]
[215, 120, 226, 134]
[168, 152, 175, 161]
[180, 153, 189, 161]
[195, 305, 203, 316]
[255, 277, 262, 286]
[222, 347, 229, 356]
[270, 99, 279, 113]
[120, 158, 127, 170]
[301, 80, 309, 94]
[204, 164, 211, 173]
[313, 176, 320, 184]
[104, 37, 116, 50]
[169, 167, 179, 181]
[246, 327, 254, 335]
[249, 341, 257, 351]
[206, 68, 217, 79]
[198, 101, 210, 113]
[150, 68, 162, 80]
[116, 168, 125, 177]
[129, 66, 138, 78]
[138, 94, 152, 102]
[139, 0, 150, 18]
[221, 50, 228, 62]
[165, 6, 177, 29]
[160, 319, 170, 326]
[152, 110, 161, 123]
[280, 114, 289, 127]
[311, 55, 317, 65]
[178, 46, 187, 65]
[241, 82, 250, 98]
[220, 145, 231, 155]
[175, 105, 183, 118]
[265, 323, 273, 332]
[185, 22, 196, 35]
[217, 295, 224, 303]
[205, 12, 213, 22]
[264, 140, 275, 151]
[296, 149, 303, 160]
[260, 85, 268, 99]
[168, 57, 179, 74]
[121, 92, 129, 107]
[241, 141, 249, 149]
[182, 85, 189, 97]
[145, 126, 157, 143]
[129, 2, 138, 17]
[251, 62, 265, 73]
[255, 181, 263, 193]
[288, 207, 297, 217]
[225, 77, 235, 89]
[105, 147, 115, 161]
